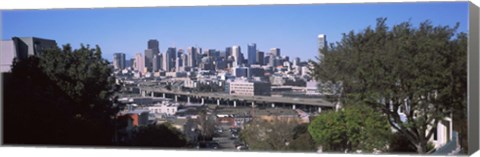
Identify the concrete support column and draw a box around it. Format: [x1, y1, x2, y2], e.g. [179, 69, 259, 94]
[233, 101, 237, 108]
[318, 107, 322, 113]
[217, 99, 220, 106]
[162, 93, 166, 98]
[201, 98, 205, 105]
[292, 104, 296, 110]
[151, 92, 154, 97]
[271, 103, 275, 108]
[187, 97, 191, 103]
[251, 102, 255, 108]
[175, 95, 178, 102]
[142, 91, 146, 97]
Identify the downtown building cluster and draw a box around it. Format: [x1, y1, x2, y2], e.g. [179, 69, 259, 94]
[113, 34, 328, 97]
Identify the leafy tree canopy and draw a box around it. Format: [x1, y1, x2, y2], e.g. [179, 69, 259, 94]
[4, 44, 120, 145]
[310, 18, 467, 153]
[130, 123, 187, 147]
[308, 104, 392, 153]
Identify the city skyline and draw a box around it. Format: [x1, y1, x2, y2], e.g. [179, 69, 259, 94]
[1, 2, 468, 61]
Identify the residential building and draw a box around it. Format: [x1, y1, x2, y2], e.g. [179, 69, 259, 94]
[1, 37, 57, 73]
[0, 40, 16, 73]
[11, 37, 57, 60]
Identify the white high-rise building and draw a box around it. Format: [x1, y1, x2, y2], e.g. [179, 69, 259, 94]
[318, 34, 327, 61]
[232, 45, 242, 67]
[134, 53, 145, 73]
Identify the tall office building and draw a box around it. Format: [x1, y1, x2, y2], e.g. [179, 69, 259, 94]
[268, 54, 276, 67]
[293, 57, 300, 67]
[181, 54, 188, 68]
[135, 53, 145, 73]
[152, 54, 162, 72]
[318, 34, 327, 61]
[232, 45, 242, 67]
[318, 34, 327, 50]
[164, 47, 176, 72]
[148, 39, 160, 55]
[187, 46, 197, 67]
[176, 57, 181, 72]
[144, 49, 154, 72]
[247, 43, 257, 65]
[113, 52, 126, 70]
[256, 51, 264, 65]
[225, 47, 232, 57]
[270, 48, 281, 57]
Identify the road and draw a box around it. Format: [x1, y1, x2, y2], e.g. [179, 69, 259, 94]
[213, 123, 238, 150]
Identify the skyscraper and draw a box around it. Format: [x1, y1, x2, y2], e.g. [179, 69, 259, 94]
[144, 49, 154, 72]
[135, 53, 145, 73]
[165, 47, 177, 72]
[225, 47, 232, 57]
[270, 48, 281, 57]
[256, 51, 264, 65]
[152, 54, 162, 72]
[148, 39, 160, 55]
[162, 52, 169, 72]
[232, 45, 242, 67]
[187, 46, 197, 68]
[318, 34, 327, 50]
[181, 54, 188, 68]
[318, 34, 327, 61]
[113, 52, 126, 70]
[247, 43, 257, 65]
[176, 57, 181, 72]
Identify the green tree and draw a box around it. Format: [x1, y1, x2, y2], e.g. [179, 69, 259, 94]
[3, 44, 121, 145]
[310, 18, 467, 153]
[308, 105, 391, 153]
[130, 123, 187, 147]
[288, 124, 317, 152]
[196, 109, 216, 141]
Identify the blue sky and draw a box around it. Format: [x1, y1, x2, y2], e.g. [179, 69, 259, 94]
[1, 2, 469, 61]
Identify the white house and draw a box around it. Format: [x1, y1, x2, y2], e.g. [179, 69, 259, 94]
[146, 101, 179, 116]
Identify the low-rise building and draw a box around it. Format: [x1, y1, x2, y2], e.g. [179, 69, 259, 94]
[306, 80, 321, 95]
[228, 79, 271, 96]
[146, 101, 179, 116]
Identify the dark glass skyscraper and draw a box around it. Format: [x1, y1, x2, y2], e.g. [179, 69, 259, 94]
[247, 43, 257, 65]
[256, 51, 264, 65]
[148, 39, 160, 55]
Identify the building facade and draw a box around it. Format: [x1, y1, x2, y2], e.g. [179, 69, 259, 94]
[1, 37, 57, 73]
[229, 80, 271, 96]
[247, 43, 257, 65]
[113, 52, 126, 70]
